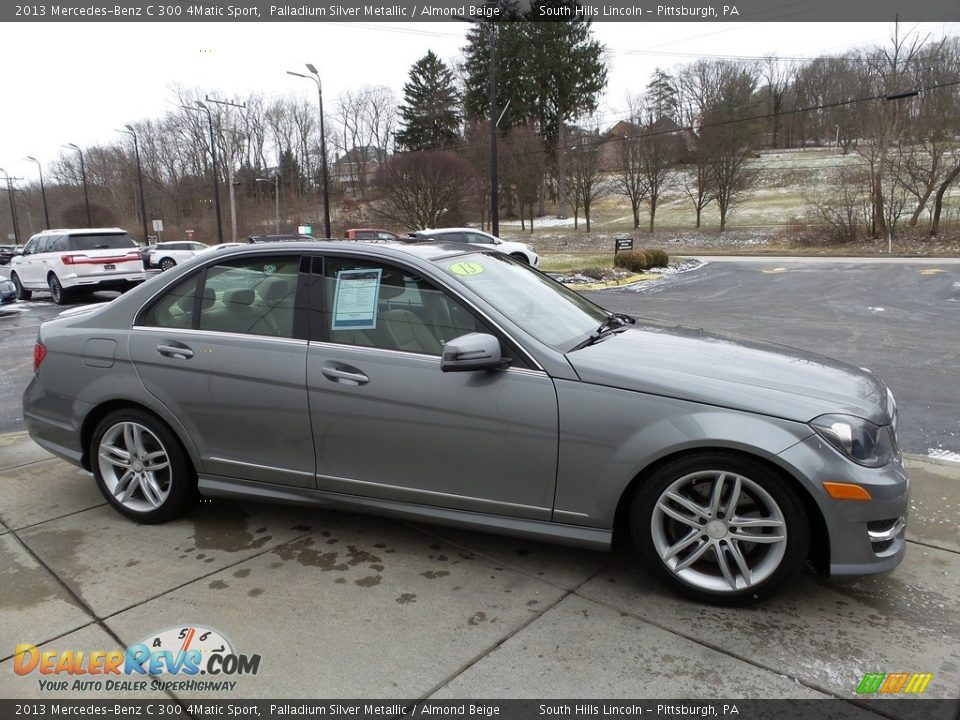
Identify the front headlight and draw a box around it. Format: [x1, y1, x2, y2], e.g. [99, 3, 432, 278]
[810, 414, 896, 468]
[886, 388, 898, 434]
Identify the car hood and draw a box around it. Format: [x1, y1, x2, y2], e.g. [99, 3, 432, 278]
[566, 322, 891, 424]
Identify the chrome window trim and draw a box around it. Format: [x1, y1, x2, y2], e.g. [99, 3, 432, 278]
[131, 325, 308, 346]
[312, 251, 546, 372]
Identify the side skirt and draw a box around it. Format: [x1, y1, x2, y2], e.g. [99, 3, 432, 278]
[198, 475, 613, 552]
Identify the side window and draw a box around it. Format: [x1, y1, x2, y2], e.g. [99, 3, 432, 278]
[465, 233, 492, 245]
[22, 238, 38, 256]
[37, 237, 53, 254]
[49, 236, 66, 252]
[139, 273, 201, 329]
[199, 256, 300, 338]
[439, 232, 466, 243]
[322, 258, 485, 356]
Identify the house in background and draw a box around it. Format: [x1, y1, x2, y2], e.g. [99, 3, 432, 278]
[331, 146, 386, 193]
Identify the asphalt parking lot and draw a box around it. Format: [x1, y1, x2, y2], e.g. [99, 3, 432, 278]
[0, 259, 958, 706]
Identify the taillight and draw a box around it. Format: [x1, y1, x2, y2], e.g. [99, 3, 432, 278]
[61, 254, 79, 265]
[33, 342, 47, 373]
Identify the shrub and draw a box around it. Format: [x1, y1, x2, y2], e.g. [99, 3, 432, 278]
[646, 249, 670, 268]
[614, 250, 658, 272]
[580, 267, 607, 280]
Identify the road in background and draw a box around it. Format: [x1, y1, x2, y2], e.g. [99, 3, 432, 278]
[587, 259, 960, 459]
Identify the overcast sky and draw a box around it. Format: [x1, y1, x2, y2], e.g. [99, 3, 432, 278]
[2, 20, 958, 179]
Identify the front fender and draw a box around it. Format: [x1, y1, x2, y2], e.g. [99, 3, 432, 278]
[553, 379, 813, 527]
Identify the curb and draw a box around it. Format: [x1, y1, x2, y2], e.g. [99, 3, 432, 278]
[561, 273, 658, 291]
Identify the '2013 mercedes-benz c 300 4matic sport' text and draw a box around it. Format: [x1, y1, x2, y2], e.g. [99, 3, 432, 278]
[23, 242, 908, 604]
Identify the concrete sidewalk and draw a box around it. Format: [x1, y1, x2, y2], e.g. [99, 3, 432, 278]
[0, 431, 957, 709]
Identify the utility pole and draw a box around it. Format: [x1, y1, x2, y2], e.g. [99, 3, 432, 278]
[207, 97, 247, 244]
[182, 102, 224, 244]
[24, 157, 50, 229]
[116, 126, 150, 244]
[488, 23, 499, 237]
[0, 169, 23, 244]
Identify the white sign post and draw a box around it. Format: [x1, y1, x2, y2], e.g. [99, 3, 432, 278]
[152, 220, 163, 242]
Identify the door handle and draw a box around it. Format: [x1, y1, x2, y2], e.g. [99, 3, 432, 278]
[157, 343, 194, 360]
[321, 366, 369, 385]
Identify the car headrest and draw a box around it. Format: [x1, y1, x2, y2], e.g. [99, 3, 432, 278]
[259, 277, 291, 302]
[224, 288, 255, 306]
[378, 269, 407, 300]
[175, 286, 215, 313]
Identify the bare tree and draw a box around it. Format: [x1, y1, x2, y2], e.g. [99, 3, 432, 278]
[375, 151, 477, 230]
[502, 124, 545, 233]
[566, 133, 606, 233]
[810, 167, 871, 243]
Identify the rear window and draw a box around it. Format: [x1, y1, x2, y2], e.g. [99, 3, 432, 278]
[68, 233, 136, 251]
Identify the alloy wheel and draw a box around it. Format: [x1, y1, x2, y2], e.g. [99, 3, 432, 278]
[650, 470, 787, 593]
[97, 422, 172, 513]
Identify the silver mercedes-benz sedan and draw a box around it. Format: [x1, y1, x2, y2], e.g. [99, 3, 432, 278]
[23, 242, 908, 604]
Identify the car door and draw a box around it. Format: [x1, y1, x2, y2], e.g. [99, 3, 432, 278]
[129, 252, 315, 487]
[13, 237, 40, 286]
[305, 254, 558, 520]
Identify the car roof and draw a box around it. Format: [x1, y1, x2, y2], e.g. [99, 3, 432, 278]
[206, 240, 477, 263]
[32, 227, 128, 237]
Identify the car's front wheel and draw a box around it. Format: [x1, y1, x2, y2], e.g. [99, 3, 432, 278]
[632, 453, 809, 605]
[10, 272, 31, 301]
[159, 258, 176, 271]
[91, 409, 195, 523]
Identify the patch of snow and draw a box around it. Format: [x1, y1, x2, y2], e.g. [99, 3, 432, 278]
[867, 307, 885, 312]
[501, 216, 578, 229]
[927, 448, 960, 463]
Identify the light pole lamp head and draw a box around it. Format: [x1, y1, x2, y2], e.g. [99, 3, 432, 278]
[125, 124, 136, 134]
[306, 63, 318, 75]
[286, 70, 308, 79]
[64, 143, 80, 151]
[24, 156, 38, 164]
[196, 100, 207, 110]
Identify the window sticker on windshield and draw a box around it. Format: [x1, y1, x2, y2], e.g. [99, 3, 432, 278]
[448, 261, 485, 276]
[332, 268, 382, 330]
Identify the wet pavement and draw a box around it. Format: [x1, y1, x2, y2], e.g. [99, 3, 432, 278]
[0, 431, 957, 708]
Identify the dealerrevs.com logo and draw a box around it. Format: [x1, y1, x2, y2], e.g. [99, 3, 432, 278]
[14, 626, 261, 692]
[856, 672, 934, 694]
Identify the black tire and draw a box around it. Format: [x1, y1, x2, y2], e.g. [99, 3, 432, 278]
[48, 273, 69, 305]
[90, 408, 196, 524]
[159, 258, 176, 271]
[11, 272, 32, 301]
[510, 253, 530, 265]
[631, 452, 809, 605]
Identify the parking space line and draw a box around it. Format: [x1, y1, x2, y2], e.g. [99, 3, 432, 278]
[7, 502, 109, 534]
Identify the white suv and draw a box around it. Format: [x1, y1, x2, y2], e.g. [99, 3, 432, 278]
[407, 228, 540, 267]
[11, 228, 145, 305]
[145, 241, 209, 271]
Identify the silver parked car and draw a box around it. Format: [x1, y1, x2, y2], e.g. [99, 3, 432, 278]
[23, 242, 908, 604]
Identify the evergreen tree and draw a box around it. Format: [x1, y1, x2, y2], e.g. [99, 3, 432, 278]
[395, 51, 461, 151]
[645, 68, 679, 125]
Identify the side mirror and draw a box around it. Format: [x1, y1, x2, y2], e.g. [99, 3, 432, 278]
[441, 333, 510, 373]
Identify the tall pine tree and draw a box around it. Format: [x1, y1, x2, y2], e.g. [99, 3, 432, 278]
[395, 51, 461, 151]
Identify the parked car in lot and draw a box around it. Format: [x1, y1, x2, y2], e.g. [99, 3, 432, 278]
[406, 228, 539, 267]
[145, 241, 209, 271]
[23, 241, 907, 604]
[11, 228, 145, 304]
[344, 228, 400, 241]
[0, 244, 23, 265]
[0, 277, 17, 305]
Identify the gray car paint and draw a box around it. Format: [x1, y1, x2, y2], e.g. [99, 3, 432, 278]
[22, 241, 908, 576]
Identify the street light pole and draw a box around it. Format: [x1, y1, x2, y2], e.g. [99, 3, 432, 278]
[116, 127, 149, 244]
[288, 65, 331, 239]
[23, 157, 50, 229]
[63, 144, 92, 227]
[255, 176, 280, 234]
[488, 24, 499, 237]
[0, 168, 22, 244]
[182, 102, 224, 244]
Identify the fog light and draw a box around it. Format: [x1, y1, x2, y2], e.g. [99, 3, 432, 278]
[823, 482, 872, 500]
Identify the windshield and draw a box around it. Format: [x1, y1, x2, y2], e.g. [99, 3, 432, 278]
[437, 252, 609, 351]
[69, 233, 136, 251]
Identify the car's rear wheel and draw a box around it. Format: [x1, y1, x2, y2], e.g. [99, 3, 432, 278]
[159, 258, 176, 271]
[510, 253, 530, 265]
[10, 272, 31, 300]
[632, 453, 809, 605]
[91, 409, 195, 523]
[48, 273, 68, 305]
